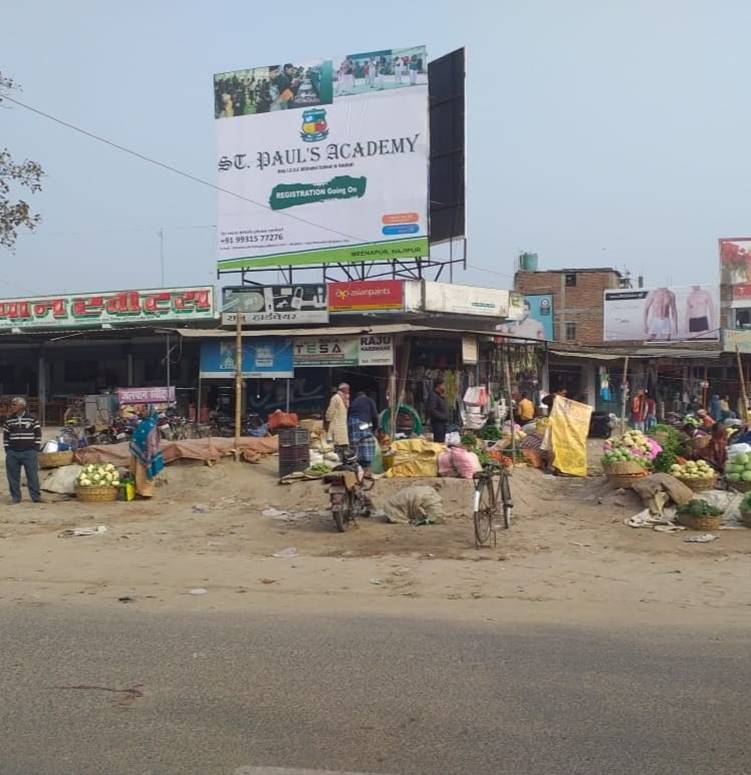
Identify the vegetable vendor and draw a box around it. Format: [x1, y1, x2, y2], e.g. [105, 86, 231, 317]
[129, 408, 165, 498]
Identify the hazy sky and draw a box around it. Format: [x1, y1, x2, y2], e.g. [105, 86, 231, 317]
[3, 0, 750, 298]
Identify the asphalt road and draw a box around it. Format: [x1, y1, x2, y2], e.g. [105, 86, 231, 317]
[0, 602, 748, 775]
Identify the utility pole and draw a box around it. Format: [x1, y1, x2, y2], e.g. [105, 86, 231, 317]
[159, 228, 165, 287]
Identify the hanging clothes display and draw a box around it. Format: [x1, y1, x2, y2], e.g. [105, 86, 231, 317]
[599, 366, 611, 401]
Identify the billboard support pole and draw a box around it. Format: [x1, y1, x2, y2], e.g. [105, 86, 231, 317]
[619, 356, 630, 435]
[234, 312, 243, 460]
[736, 346, 749, 422]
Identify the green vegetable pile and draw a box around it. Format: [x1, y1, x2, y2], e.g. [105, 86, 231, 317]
[601, 450, 649, 467]
[725, 453, 751, 483]
[479, 424, 501, 442]
[461, 432, 479, 449]
[305, 462, 332, 475]
[677, 499, 723, 518]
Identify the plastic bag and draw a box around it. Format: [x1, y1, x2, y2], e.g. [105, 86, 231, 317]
[371, 442, 384, 475]
[445, 431, 462, 447]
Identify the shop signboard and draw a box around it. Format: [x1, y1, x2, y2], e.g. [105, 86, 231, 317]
[293, 334, 393, 366]
[498, 294, 553, 340]
[722, 328, 751, 354]
[461, 335, 478, 364]
[214, 45, 429, 271]
[117, 386, 176, 405]
[222, 284, 328, 325]
[0, 287, 215, 330]
[422, 282, 511, 318]
[720, 238, 751, 299]
[603, 285, 719, 342]
[328, 280, 404, 312]
[358, 334, 394, 365]
[199, 338, 294, 378]
[293, 336, 359, 367]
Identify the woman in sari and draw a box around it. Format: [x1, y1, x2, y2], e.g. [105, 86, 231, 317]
[129, 409, 165, 497]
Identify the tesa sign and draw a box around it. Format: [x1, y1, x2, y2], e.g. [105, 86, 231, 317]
[328, 280, 404, 313]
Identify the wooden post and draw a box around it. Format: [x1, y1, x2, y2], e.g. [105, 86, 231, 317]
[234, 311, 243, 458]
[619, 356, 630, 435]
[504, 348, 516, 463]
[737, 346, 749, 422]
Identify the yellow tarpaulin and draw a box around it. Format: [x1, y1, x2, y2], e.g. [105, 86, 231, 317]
[385, 438, 444, 478]
[548, 396, 593, 477]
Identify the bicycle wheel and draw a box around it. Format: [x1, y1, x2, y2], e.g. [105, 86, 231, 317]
[500, 471, 513, 529]
[473, 478, 495, 547]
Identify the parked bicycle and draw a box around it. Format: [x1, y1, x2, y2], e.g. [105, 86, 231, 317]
[472, 460, 512, 547]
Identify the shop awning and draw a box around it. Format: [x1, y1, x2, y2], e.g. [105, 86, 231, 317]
[174, 323, 545, 342]
[550, 347, 723, 360]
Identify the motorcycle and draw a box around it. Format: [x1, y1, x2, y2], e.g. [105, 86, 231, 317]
[324, 447, 374, 532]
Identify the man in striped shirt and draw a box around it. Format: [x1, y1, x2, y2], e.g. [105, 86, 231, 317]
[3, 396, 42, 504]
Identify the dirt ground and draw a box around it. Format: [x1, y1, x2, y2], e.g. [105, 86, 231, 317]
[1, 437, 750, 626]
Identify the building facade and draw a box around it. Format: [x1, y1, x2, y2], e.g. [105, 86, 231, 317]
[514, 267, 623, 345]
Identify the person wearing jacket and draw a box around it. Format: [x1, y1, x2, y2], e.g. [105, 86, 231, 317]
[3, 396, 42, 504]
[326, 383, 350, 455]
[426, 378, 449, 443]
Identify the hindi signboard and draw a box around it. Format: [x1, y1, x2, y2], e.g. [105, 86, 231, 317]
[0, 287, 215, 330]
[222, 285, 328, 325]
[214, 45, 429, 270]
[117, 387, 176, 405]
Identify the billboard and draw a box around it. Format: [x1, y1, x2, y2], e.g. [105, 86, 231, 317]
[604, 286, 719, 342]
[498, 294, 553, 340]
[328, 280, 404, 312]
[720, 238, 751, 299]
[222, 284, 328, 325]
[0, 287, 214, 330]
[199, 338, 294, 378]
[423, 282, 511, 318]
[214, 46, 429, 270]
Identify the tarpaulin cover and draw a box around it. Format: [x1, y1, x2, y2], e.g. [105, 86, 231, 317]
[548, 396, 593, 477]
[385, 439, 444, 478]
[75, 436, 278, 466]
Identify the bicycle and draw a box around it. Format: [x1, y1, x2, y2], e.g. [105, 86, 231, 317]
[472, 460, 512, 547]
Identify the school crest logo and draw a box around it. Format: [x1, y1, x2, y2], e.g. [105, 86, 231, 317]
[300, 108, 329, 142]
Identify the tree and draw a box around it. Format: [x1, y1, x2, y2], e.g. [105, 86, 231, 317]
[0, 72, 44, 250]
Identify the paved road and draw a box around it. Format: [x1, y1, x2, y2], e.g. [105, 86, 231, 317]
[0, 603, 748, 774]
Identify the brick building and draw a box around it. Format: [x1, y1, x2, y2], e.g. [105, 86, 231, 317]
[514, 267, 623, 345]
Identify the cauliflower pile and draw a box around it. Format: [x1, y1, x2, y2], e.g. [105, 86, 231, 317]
[76, 463, 121, 488]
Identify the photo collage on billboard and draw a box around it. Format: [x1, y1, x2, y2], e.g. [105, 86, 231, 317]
[214, 45, 429, 271]
[604, 286, 719, 342]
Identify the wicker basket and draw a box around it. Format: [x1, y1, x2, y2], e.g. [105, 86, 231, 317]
[75, 484, 118, 503]
[38, 450, 74, 469]
[676, 476, 717, 493]
[739, 509, 751, 529]
[726, 479, 751, 493]
[603, 460, 647, 476]
[691, 435, 711, 451]
[677, 512, 723, 531]
[606, 471, 648, 489]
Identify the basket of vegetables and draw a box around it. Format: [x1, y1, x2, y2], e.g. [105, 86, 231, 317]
[75, 463, 121, 503]
[724, 453, 751, 492]
[739, 492, 751, 528]
[676, 499, 723, 531]
[670, 460, 717, 492]
[601, 450, 649, 487]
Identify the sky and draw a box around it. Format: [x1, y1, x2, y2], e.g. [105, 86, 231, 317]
[3, 0, 751, 298]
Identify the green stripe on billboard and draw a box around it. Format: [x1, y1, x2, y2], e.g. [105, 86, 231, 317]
[217, 236, 428, 270]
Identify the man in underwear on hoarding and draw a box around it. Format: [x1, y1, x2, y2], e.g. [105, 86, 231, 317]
[685, 285, 716, 337]
[643, 287, 677, 340]
[499, 299, 545, 340]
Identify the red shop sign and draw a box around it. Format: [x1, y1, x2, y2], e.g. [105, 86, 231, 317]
[328, 280, 404, 312]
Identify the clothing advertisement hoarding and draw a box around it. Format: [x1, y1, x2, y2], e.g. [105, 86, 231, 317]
[199, 339, 294, 378]
[328, 280, 404, 312]
[498, 294, 553, 340]
[604, 286, 719, 342]
[214, 46, 429, 270]
[222, 285, 328, 325]
[0, 287, 215, 330]
[422, 282, 510, 318]
[720, 238, 751, 299]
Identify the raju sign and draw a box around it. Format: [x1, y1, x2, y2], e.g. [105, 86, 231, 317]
[214, 45, 429, 270]
[0, 287, 215, 330]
